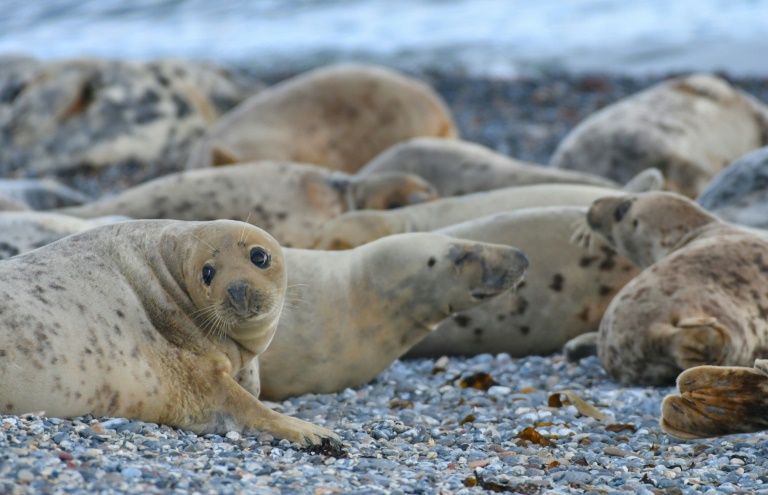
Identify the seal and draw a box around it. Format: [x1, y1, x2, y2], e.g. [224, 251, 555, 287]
[0, 178, 89, 210]
[697, 146, 768, 229]
[551, 73, 768, 198]
[0, 219, 338, 446]
[404, 207, 639, 358]
[237, 233, 529, 400]
[0, 195, 28, 212]
[0, 211, 125, 260]
[58, 161, 438, 248]
[313, 169, 663, 250]
[185, 64, 458, 172]
[585, 191, 768, 386]
[661, 359, 768, 439]
[357, 137, 619, 196]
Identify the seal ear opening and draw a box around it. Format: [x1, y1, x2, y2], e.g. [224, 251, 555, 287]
[211, 146, 240, 167]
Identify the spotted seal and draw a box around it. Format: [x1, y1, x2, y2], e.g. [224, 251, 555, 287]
[585, 191, 768, 385]
[552, 74, 768, 197]
[357, 137, 619, 196]
[405, 207, 639, 358]
[312, 169, 663, 250]
[237, 233, 529, 400]
[58, 161, 437, 248]
[0, 219, 337, 446]
[185, 64, 458, 172]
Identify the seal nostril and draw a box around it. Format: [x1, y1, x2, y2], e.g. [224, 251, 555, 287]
[227, 283, 248, 307]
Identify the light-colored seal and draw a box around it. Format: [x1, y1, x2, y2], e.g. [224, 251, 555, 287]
[551, 73, 768, 197]
[0, 178, 89, 210]
[313, 169, 663, 250]
[405, 207, 639, 358]
[0, 57, 261, 176]
[697, 146, 768, 229]
[661, 359, 768, 439]
[0, 195, 29, 212]
[237, 233, 529, 400]
[357, 137, 619, 196]
[58, 161, 438, 248]
[586, 191, 768, 386]
[185, 64, 458, 173]
[0, 211, 126, 260]
[0, 219, 337, 446]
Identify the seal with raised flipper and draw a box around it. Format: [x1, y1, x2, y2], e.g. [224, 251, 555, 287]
[236, 233, 529, 400]
[185, 64, 458, 172]
[58, 161, 438, 248]
[584, 191, 768, 386]
[357, 137, 619, 196]
[0, 219, 338, 446]
[661, 359, 768, 439]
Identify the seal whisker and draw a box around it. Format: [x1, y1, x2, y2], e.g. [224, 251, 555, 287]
[192, 234, 218, 255]
[239, 213, 253, 246]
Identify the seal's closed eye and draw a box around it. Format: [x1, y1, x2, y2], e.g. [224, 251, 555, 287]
[250, 247, 271, 269]
[202, 264, 216, 286]
[614, 200, 632, 222]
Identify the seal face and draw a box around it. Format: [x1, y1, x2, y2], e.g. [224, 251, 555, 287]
[552, 74, 768, 198]
[588, 192, 768, 386]
[0, 219, 338, 446]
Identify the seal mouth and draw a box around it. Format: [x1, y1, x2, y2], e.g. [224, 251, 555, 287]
[470, 289, 501, 301]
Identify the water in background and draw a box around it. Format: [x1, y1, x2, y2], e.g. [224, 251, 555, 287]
[2, 0, 767, 76]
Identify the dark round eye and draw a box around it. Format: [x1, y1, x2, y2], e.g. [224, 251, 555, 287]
[202, 264, 216, 286]
[250, 247, 271, 269]
[614, 201, 632, 222]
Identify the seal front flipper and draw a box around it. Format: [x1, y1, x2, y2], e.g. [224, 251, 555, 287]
[563, 332, 599, 362]
[660, 360, 768, 439]
[668, 317, 731, 370]
[191, 373, 340, 447]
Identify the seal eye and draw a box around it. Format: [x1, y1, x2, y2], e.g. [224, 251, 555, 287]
[614, 201, 632, 222]
[202, 264, 216, 286]
[250, 247, 271, 269]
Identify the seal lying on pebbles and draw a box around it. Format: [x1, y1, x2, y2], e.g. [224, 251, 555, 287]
[357, 137, 619, 195]
[696, 146, 768, 229]
[58, 161, 437, 248]
[241, 233, 529, 400]
[313, 169, 663, 250]
[0, 219, 338, 446]
[185, 64, 458, 173]
[551, 73, 768, 198]
[0, 212, 126, 260]
[0, 179, 88, 210]
[0, 57, 260, 176]
[583, 191, 768, 386]
[661, 359, 768, 439]
[405, 207, 639, 358]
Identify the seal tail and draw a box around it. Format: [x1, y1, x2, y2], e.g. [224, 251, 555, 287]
[660, 360, 768, 439]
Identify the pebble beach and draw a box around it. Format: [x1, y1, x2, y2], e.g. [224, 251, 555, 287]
[3, 69, 768, 494]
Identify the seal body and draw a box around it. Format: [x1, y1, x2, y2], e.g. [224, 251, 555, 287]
[59, 161, 437, 248]
[312, 178, 660, 250]
[552, 74, 768, 197]
[0, 220, 337, 446]
[697, 146, 768, 229]
[358, 137, 619, 196]
[243, 233, 529, 400]
[406, 207, 639, 358]
[185, 64, 458, 172]
[587, 192, 768, 386]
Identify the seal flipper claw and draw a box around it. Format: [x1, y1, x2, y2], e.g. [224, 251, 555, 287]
[661, 362, 768, 439]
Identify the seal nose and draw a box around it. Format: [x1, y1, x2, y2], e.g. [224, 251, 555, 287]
[472, 246, 529, 299]
[227, 282, 249, 313]
[587, 199, 605, 230]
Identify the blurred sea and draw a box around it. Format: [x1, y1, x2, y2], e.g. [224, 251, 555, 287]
[1, 0, 767, 77]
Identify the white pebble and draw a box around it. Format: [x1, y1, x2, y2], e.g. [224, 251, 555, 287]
[487, 386, 511, 397]
[226, 431, 241, 441]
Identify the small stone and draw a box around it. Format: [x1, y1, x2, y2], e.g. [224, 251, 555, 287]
[17, 470, 34, 482]
[121, 468, 142, 479]
[226, 431, 241, 442]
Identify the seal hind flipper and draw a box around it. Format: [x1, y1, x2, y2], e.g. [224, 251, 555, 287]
[660, 361, 768, 439]
[668, 318, 731, 370]
[211, 146, 240, 167]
